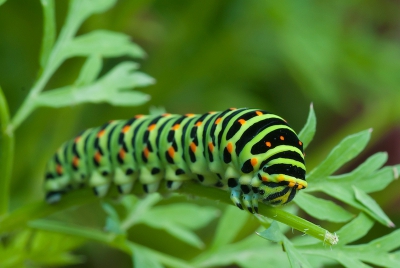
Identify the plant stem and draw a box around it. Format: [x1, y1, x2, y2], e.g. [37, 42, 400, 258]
[0, 181, 337, 245]
[0, 87, 14, 216]
[177, 182, 338, 245]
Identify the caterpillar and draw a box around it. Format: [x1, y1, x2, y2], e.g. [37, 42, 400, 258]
[44, 108, 307, 213]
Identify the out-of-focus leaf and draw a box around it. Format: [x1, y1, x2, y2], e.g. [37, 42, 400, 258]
[353, 186, 394, 227]
[145, 203, 219, 229]
[35, 62, 153, 108]
[102, 202, 126, 235]
[136, 203, 218, 249]
[298, 103, 316, 150]
[75, 55, 102, 86]
[0, 229, 85, 267]
[283, 236, 313, 268]
[0, 0, 6, 6]
[210, 206, 250, 249]
[66, 0, 117, 29]
[299, 220, 400, 268]
[192, 228, 289, 268]
[121, 194, 162, 229]
[29, 230, 85, 265]
[328, 152, 387, 185]
[60, 30, 145, 59]
[295, 192, 353, 222]
[258, 221, 312, 268]
[40, 0, 56, 68]
[307, 129, 371, 182]
[128, 243, 164, 268]
[257, 221, 283, 243]
[356, 165, 399, 193]
[336, 213, 374, 245]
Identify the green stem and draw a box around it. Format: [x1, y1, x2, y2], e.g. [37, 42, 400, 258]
[0, 87, 14, 216]
[177, 182, 338, 245]
[0, 181, 337, 245]
[10, 0, 81, 130]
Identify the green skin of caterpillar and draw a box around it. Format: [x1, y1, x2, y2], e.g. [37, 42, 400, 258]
[44, 108, 307, 213]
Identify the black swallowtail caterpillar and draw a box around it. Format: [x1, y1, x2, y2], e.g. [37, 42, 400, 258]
[44, 108, 307, 213]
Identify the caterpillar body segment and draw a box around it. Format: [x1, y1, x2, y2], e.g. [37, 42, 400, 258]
[44, 108, 307, 213]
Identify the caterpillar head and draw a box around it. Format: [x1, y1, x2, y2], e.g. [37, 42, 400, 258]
[257, 164, 307, 205]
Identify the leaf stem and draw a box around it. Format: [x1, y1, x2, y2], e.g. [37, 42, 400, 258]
[0, 181, 337, 245]
[177, 182, 338, 245]
[0, 87, 14, 216]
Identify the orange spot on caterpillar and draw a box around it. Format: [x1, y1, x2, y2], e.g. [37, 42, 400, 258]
[229, 107, 237, 110]
[195, 121, 202, 127]
[135, 114, 144, 119]
[209, 111, 216, 114]
[288, 182, 296, 188]
[265, 141, 271, 147]
[97, 129, 105, 138]
[185, 113, 195, 117]
[119, 148, 125, 160]
[238, 119, 246, 125]
[280, 136, 284, 141]
[94, 151, 102, 163]
[299, 141, 303, 146]
[227, 142, 233, 153]
[74, 136, 81, 142]
[277, 175, 285, 182]
[262, 176, 268, 182]
[148, 124, 156, 131]
[297, 184, 304, 190]
[215, 117, 222, 124]
[122, 125, 130, 133]
[72, 156, 79, 168]
[143, 147, 150, 159]
[162, 113, 171, 117]
[56, 164, 63, 175]
[168, 146, 175, 158]
[190, 142, 197, 153]
[208, 142, 215, 153]
[172, 124, 180, 130]
[255, 111, 263, 116]
[251, 158, 257, 167]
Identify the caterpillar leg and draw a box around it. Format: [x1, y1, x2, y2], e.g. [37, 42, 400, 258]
[166, 180, 183, 190]
[93, 184, 111, 197]
[142, 182, 161, 193]
[139, 167, 163, 193]
[230, 186, 243, 210]
[45, 191, 64, 204]
[114, 168, 137, 194]
[242, 192, 254, 214]
[117, 183, 134, 194]
[251, 192, 260, 214]
[227, 176, 244, 210]
[89, 171, 111, 197]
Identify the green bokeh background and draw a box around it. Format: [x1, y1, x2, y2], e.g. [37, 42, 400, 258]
[1, 0, 400, 267]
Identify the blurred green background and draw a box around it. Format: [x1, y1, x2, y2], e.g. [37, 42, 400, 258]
[1, 0, 400, 267]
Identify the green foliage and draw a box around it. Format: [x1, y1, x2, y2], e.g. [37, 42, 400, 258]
[11, 0, 153, 130]
[0, 1, 400, 268]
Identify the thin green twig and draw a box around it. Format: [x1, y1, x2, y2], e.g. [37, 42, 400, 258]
[0, 181, 337, 246]
[0, 87, 14, 216]
[177, 182, 338, 245]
